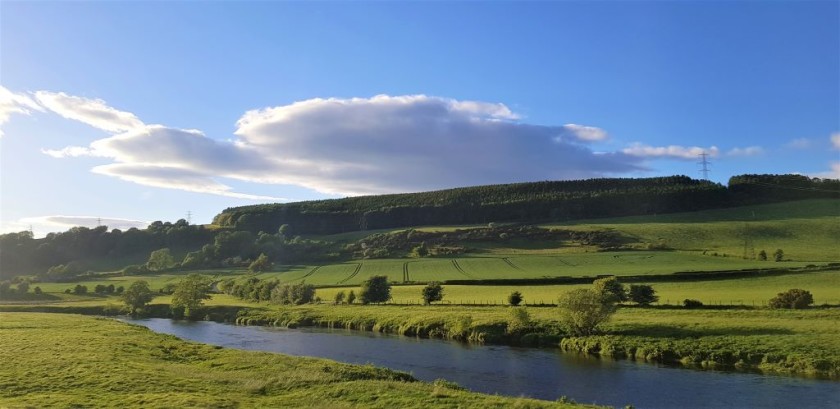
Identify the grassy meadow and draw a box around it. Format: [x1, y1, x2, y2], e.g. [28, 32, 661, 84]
[0, 313, 587, 409]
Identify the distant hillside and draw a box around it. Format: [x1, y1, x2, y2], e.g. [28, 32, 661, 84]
[213, 174, 839, 235]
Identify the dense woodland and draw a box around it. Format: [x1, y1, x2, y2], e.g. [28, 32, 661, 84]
[1, 174, 837, 279]
[215, 174, 839, 235]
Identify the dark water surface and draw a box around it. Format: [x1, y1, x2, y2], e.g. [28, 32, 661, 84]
[123, 318, 840, 408]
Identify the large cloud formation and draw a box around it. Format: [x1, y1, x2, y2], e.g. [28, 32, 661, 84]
[40, 94, 647, 196]
[19, 90, 797, 198]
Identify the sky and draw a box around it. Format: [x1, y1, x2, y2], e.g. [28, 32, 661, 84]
[1, 1, 838, 237]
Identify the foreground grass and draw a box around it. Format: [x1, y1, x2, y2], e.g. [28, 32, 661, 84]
[235, 304, 840, 379]
[0, 313, 588, 409]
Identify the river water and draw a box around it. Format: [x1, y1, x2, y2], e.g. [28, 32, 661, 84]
[123, 318, 840, 408]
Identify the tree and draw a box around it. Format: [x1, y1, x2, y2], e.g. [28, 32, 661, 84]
[106, 284, 115, 294]
[334, 290, 346, 305]
[33, 286, 42, 295]
[421, 281, 444, 305]
[147, 248, 176, 271]
[359, 275, 391, 304]
[94, 284, 108, 294]
[248, 253, 272, 272]
[171, 274, 212, 319]
[774, 249, 784, 262]
[0, 281, 11, 295]
[116, 286, 125, 294]
[593, 276, 627, 303]
[508, 291, 523, 306]
[73, 284, 88, 295]
[122, 280, 155, 314]
[557, 289, 617, 335]
[271, 282, 315, 305]
[347, 290, 356, 304]
[758, 250, 768, 261]
[629, 284, 658, 306]
[16, 281, 29, 294]
[769, 289, 814, 309]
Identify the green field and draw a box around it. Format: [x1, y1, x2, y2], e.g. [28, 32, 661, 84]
[314, 270, 840, 306]
[548, 199, 840, 261]
[245, 252, 814, 287]
[0, 313, 583, 408]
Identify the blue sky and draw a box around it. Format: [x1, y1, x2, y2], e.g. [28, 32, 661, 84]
[1, 1, 838, 236]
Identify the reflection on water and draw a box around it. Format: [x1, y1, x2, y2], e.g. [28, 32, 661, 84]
[124, 318, 840, 408]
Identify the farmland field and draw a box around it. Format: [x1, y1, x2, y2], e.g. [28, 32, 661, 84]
[249, 252, 816, 286]
[313, 269, 840, 306]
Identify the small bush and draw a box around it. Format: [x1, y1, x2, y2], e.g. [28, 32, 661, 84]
[507, 307, 531, 334]
[774, 249, 784, 262]
[758, 250, 767, 261]
[347, 290, 356, 304]
[683, 299, 704, 309]
[334, 291, 346, 305]
[769, 289, 813, 309]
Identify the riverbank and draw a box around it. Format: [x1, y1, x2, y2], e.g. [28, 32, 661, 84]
[3, 297, 838, 380]
[232, 304, 840, 379]
[0, 312, 592, 408]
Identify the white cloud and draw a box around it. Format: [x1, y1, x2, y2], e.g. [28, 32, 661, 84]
[557, 124, 609, 142]
[622, 144, 720, 160]
[831, 132, 840, 150]
[232, 95, 640, 194]
[0, 85, 43, 137]
[41, 146, 100, 158]
[34, 91, 144, 133]
[726, 146, 764, 156]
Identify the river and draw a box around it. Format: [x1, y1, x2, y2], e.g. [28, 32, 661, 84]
[123, 318, 840, 408]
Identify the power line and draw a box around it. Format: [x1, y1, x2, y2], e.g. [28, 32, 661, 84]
[698, 152, 711, 180]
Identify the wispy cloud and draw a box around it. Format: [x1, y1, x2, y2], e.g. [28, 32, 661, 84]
[0, 85, 43, 137]
[785, 138, 812, 149]
[34, 91, 144, 133]
[726, 146, 764, 156]
[91, 163, 284, 201]
[831, 132, 840, 150]
[622, 143, 720, 160]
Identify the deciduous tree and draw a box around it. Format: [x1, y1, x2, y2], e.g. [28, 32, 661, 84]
[359, 275, 391, 304]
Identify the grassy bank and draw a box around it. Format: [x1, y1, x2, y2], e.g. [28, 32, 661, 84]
[0, 312, 590, 409]
[234, 304, 840, 379]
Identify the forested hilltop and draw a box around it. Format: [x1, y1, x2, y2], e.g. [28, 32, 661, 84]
[1, 174, 837, 279]
[214, 174, 839, 235]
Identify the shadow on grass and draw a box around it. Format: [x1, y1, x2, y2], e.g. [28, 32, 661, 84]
[614, 324, 795, 338]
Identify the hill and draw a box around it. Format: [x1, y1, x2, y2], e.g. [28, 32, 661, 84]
[213, 174, 838, 236]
